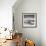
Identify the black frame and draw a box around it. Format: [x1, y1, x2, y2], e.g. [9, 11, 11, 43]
[22, 13, 37, 28]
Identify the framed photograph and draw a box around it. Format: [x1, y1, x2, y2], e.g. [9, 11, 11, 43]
[22, 13, 37, 28]
[13, 13, 15, 31]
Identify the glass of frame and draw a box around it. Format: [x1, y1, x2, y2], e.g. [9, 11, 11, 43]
[22, 13, 37, 28]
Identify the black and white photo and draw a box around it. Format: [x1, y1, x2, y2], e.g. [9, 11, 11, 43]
[22, 13, 37, 28]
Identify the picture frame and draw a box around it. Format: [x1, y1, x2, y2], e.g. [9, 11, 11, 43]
[13, 13, 15, 31]
[22, 13, 37, 28]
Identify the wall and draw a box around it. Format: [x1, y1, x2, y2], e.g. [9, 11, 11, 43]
[41, 0, 46, 46]
[13, 0, 41, 46]
[0, 0, 16, 30]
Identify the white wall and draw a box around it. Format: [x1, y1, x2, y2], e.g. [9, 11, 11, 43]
[41, 0, 46, 46]
[0, 0, 16, 30]
[13, 0, 41, 46]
